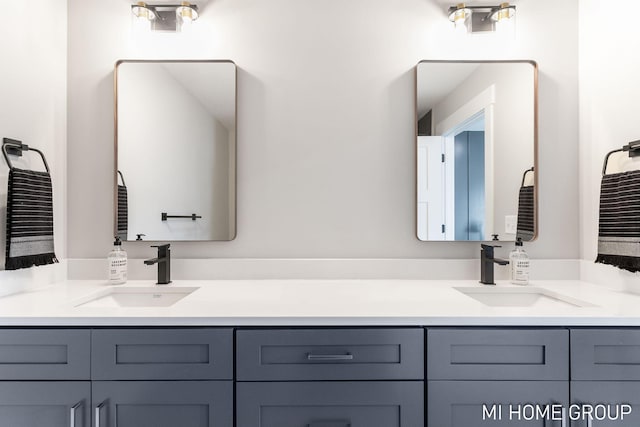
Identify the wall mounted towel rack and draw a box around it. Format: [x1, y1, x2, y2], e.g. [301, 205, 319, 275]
[161, 212, 202, 221]
[2, 138, 50, 173]
[602, 139, 640, 176]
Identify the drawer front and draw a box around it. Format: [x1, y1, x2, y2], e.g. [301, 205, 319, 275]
[237, 381, 424, 427]
[236, 328, 424, 381]
[571, 329, 640, 380]
[0, 329, 90, 380]
[427, 328, 568, 380]
[92, 328, 233, 380]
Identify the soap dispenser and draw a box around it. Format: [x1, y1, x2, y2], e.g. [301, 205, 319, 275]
[509, 238, 530, 285]
[108, 236, 127, 284]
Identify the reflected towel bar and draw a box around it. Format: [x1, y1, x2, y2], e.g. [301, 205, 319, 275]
[602, 139, 640, 176]
[2, 137, 50, 173]
[161, 212, 202, 221]
[520, 166, 534, 187]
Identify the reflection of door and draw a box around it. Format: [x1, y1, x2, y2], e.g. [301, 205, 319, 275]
[454, 131, 485, 240]
[417, 136, 445, 240]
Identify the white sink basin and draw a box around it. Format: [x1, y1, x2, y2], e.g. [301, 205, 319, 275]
[454, 286, 597, 308]
[74, 286, 199, 308]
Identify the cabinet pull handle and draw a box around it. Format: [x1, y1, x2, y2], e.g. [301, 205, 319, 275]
[307, 353, 354, 361]
[95, 401, 106, 427]
[587, 416, 593, 427]
[70, 402, 82, 427]
[561, 407, 567, 427]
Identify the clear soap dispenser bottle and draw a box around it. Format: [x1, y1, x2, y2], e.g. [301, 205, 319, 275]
[509, 238, 530, 285]
[108, 236, 127, 284]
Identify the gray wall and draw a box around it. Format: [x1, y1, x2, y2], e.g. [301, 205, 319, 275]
[67, 0, 579, 260]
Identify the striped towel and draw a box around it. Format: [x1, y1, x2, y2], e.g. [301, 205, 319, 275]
[117, 184, 128, 240]
[516, 185, 535, 241]
[595, 169, 640, 272]
[5, 168, 58, 270]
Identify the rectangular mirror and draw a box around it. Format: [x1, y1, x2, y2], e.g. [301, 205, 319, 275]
[416, 60, 537, 242]
[115, 60, 236, 241]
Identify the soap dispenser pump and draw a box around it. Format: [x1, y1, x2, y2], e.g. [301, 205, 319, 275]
[108, 236, 127, 284]
[509, 238, 530, 285]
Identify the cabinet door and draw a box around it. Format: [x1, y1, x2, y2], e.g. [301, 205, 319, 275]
[428, 381, 568, 427]
[571, 381, 640, 426]
[0, 382, 90, 427]
[92, 381, 232, 427]
[237, 381, 423, 427]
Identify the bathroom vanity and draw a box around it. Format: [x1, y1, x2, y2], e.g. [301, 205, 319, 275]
[0, 280, 639, 427]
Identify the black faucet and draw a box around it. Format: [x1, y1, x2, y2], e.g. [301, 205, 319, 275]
[480, 244, 509, 285]
[144, 244, 171, 285]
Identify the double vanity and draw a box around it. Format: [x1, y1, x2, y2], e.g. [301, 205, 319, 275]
[1, 279, 640, 426]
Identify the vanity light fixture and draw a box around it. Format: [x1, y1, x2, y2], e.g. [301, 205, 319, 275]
[447, 2, 516, 33]
[131, 1, 199, 32]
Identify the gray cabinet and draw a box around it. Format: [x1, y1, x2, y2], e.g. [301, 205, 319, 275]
[0, 381, 90, 427]
[236, 328, 423, 427]
[428, 380, 568, 427]
[427, 328, 570, 427]
[570, 329, 640, 426]
[91, 328, 234, 427]
[237, 381, 423, 427]
[93, 381, 232, 427]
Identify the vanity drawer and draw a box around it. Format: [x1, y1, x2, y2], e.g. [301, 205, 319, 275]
[0, 329, 90, 380]
[236, 328, 424, 381]
[572, 329, 640, 380]
[92, 328, 233, 380]
[427, 328, 568, 380]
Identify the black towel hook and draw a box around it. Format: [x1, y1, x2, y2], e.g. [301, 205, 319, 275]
[602, 139, 640, 176]
[2, 138, 50, 173]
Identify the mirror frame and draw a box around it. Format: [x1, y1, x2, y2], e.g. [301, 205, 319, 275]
[113, 59, 238, 242]
[414, 59, 538, 242]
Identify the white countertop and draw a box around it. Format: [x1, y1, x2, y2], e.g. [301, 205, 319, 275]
[1, 279, 640, 326]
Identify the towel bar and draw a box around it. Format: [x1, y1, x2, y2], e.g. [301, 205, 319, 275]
[161, 213, 202, 221]
[602, 139, 640, 176]
[2, 138, 50, 173]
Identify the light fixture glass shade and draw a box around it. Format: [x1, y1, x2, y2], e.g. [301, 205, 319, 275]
[176, 2, 199, 23]
[448, 3, 471, 33]
[490, 2, 516, 22]
[132, 2, 155, 21]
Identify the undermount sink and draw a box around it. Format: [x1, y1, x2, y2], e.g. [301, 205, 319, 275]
[454, 286, 597, 308]
[74, 286, 199, 308]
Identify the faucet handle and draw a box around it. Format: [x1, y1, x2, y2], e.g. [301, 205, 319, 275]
[481, 243, 501, 249]
[151, 244, 171, 250]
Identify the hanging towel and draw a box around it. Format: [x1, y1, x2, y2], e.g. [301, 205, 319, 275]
[595, 169, 640, 272]
[117, 184, 128, 240]
[5, 168, 58, 270]
[516, 185, 535, 241]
